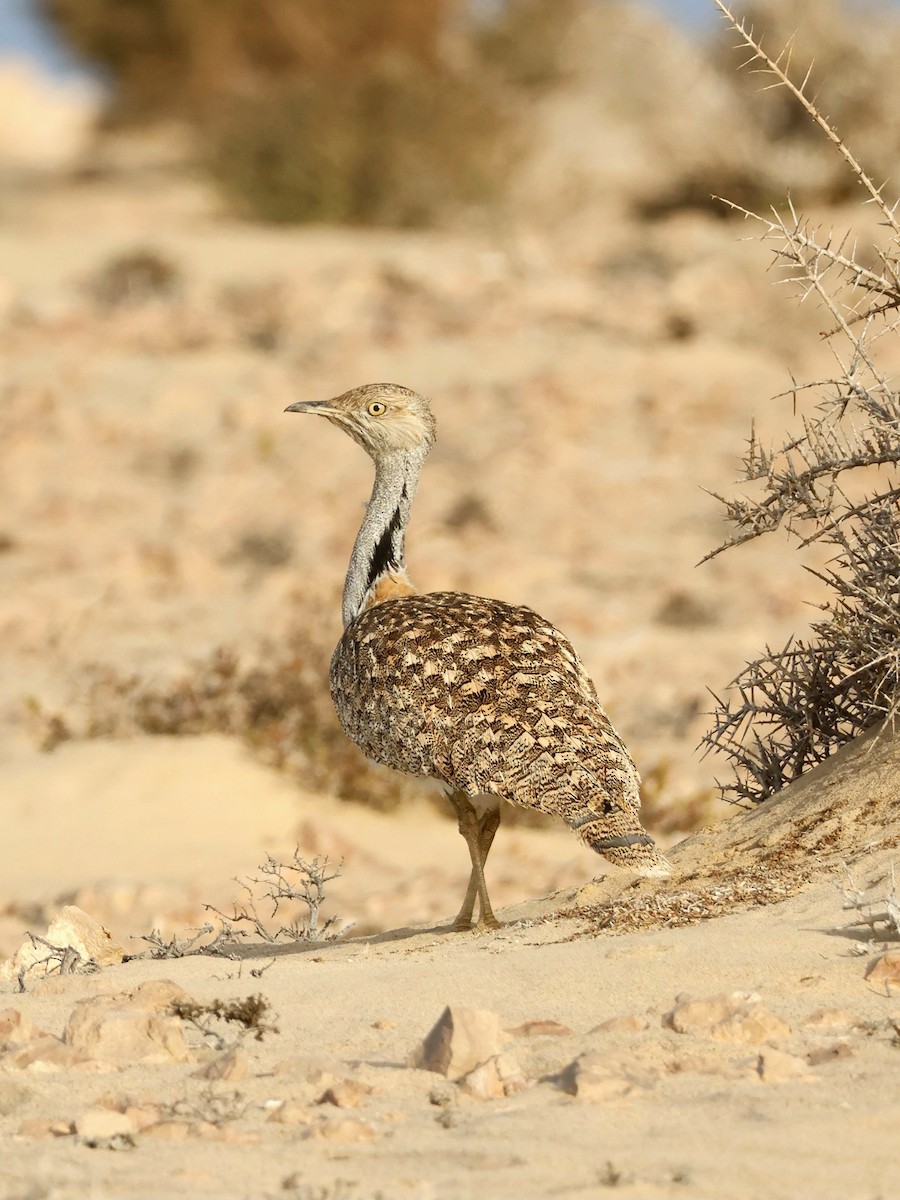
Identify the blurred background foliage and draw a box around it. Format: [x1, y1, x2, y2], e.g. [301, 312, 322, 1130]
[39, 0, 581, 225]
[35, 0, 900, 225]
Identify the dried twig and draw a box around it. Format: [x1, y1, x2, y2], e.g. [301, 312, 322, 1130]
[836, 865, 900, 940]
[703, 7, 900, 805]
[204, 851, 345, 944]
[168, 994, 278, 1051]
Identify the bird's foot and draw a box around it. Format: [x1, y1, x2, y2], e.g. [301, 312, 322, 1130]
[448, 917, 474, 932]
[471, 913, 502, 935]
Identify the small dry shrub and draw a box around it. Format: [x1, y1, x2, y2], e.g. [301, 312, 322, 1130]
[703, 4, 900, 804]
[85, 247, 181, 308]
[32, 623, 416, 812]
[710, 0, 900, 206]
[169, 993, 278, 1049]
[44, 0, 578, 226]
[206, 62, 515, 227]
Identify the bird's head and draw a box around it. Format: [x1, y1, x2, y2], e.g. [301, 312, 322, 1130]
[285, 383, 436, 460]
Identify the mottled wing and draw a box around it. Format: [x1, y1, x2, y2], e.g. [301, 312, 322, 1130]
[329, 592, 641, 821]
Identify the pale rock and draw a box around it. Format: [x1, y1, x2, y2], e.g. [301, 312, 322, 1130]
[75, 1107, 138, 1140]
[590, 1015, 649, 1034]
[267, 1100, 315, 1126]
[665, 992, 790, 1045]
[309, 1116, 376, 1142]
[506, 1019, 573, 1038]
[757, 1048, 813, 1083]
[709, 1003, 792, 1046]
[559, 1052, 640, 1102]
[410, 1006, 506, 1079]
[664, 991, 760, 1034]
[64, 991, 191, 1065]
[1, 1035, 93, 1072]
[123, 1103, 163, 1131]
[458, 1052, 527, 1100]
[866, 950, 900, 989]
[317, 1079, 373, 1108]
[193, 1046, 248, 1082]
[0, 905, 125, 983]
[128, 979, 193, 1010]
[0, 1008, 43, 1049]
[373, 1019, 397, 1030]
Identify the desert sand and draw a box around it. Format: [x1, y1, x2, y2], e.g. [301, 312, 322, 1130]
[2, 24, 900, 1198]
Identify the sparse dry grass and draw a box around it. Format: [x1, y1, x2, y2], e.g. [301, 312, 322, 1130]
[29, 624, 417, 813]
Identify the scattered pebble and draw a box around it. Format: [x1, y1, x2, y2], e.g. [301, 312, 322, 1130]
[757, 1048, 812, 1084]
[866, 950, 900, 990]
[410, 1006, 507, 1079]
[590, 1015, 650, 1034]
[506, 1019, 573, 1038]
[317, 1079, 374, 1109]
[458, 1052, 527, 1100]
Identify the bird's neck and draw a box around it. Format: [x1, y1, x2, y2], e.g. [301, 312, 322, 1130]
[342, 446, 426, 628]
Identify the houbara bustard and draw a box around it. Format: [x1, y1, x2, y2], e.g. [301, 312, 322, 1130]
[286, 383, 670, 932]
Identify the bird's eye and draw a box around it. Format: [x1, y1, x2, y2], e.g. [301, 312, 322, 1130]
[367, 401, 387, 416]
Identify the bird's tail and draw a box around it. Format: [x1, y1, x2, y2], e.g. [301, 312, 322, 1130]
[569, 810, 671, 878]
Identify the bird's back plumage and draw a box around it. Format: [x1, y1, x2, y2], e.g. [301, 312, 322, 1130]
[331, 591, 646, 851]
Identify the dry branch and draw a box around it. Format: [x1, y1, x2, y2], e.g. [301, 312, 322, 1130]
[704, 5, 900, 804]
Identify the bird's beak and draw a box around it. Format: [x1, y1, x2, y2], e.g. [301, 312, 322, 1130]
[284, 400, 337, 415]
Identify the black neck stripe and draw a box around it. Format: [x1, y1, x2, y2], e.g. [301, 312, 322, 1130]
[366, 504, 403, 593]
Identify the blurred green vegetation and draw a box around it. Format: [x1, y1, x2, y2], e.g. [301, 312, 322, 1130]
[40, 0, 580, 226]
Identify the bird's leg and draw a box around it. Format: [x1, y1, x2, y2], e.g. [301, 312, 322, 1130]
[447, 793, 501, 933]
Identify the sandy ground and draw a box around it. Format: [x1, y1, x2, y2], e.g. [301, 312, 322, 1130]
[1, 726, 899, 1200]
[2, 120, 900, 1196]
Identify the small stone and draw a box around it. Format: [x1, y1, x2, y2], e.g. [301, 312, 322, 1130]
[590, 1015, 649, 1034]
[664, 991, 760, 1034]
[1, 1034, 93, 1072]
[410, 1006, 506, 1079]
[373, 1019, 397, 1030]
[458, 1052, 527, 1101]
[558, 1052, 640, 1102]
[866, 950, 900, 989]
[665, 992, 790, 1045]
[0, 906, 125, 982]
[757, 1048, 813, 1083]
[0, 1009, 43, 1049]
[317, 1079, 373, 1109]
[64, 991, 192, 1065]
[193, 1047, 248, 1082]
[75, 1107, 138, 1140]
[506, 1019, 573, 1038]
[123, 1103, 162, 1132]
[266, 1101, 315, 1126]
[709, 1003, 792, 1046]
[129, 980, 194, 1010]
[310, 1117, 375, 1142]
